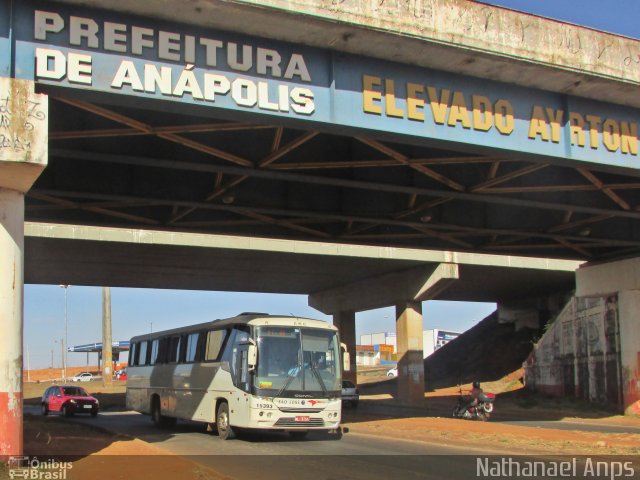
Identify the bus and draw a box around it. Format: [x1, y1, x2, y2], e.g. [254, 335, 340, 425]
[126, 313, 349, 439]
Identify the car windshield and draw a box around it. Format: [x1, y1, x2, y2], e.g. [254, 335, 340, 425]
[255, 327, 341, 396]
[62, 387, 88, 396]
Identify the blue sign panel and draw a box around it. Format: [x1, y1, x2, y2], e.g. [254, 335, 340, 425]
[331, 54, 639, 170]
[10, 1, 640, 170]
[13, 1, 333, 122]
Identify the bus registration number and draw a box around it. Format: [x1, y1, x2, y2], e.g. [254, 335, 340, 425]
[295, 416, 310, 422]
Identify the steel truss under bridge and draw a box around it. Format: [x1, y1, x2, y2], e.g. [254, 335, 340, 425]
[27, 90, 640, 261]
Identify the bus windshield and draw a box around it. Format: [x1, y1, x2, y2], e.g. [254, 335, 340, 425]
[255, 327, 341, 396]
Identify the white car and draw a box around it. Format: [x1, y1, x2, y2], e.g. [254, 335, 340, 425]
[70, 372, 93, 382]
[386, 367, 398, 377]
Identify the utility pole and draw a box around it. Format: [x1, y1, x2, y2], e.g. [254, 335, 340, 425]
[59, 285, 70, 381]
[102, 287, 113, 386]
[59, 339, 64, 380]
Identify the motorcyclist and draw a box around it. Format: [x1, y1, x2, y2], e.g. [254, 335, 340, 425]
[461, 381, 483, 415]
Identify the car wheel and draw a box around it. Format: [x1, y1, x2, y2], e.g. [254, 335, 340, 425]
[41, 403, 48, 416]
[216, 402, 235, 440]
[62, 405, 72, 417]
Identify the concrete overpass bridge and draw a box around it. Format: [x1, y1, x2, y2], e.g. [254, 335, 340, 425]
[1, 0, 639, 458]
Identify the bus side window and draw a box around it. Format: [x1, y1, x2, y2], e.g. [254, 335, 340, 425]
[168, 336, 180, 363]
[195, 331, 207, 362]
[177, 335, 186, 363]
[130, 342, 138, 366]
[149, 339, 159, 365]
[139, 341, 149, 366]
[220, 329, 237, 364]
[185, 333, 199, 363]
[205, 329, 228, 362]
[157, 337, 168, 364]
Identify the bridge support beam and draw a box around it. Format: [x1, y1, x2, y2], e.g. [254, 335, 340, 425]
[0, 77, 48, 460]
[311, 263, 458, 403]
[333, 311, 356, 383]
[577, 258, 640, 415]
[395, 301, 425, 406]
[309, 263, 459, 315]
[0, 189, 25, 461]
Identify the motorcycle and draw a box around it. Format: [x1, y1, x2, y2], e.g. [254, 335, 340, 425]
[452, 386, 495, 421]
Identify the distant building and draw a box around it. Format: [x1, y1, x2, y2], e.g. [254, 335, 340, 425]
[360, 332, 396, 350]
[358, 332, 397, 365]
[358, 329, 460, 365]
[423, 329, 460, 358]
[355, 345, 378, 366]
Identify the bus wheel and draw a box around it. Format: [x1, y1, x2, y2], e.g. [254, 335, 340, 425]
[151, 399, 162, 426]
[289, 431, 308, 440]
[216, 402, 235, 440]
[151, 398, 176, 428]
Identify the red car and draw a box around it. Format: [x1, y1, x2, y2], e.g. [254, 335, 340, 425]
[41, 385, 99, 417]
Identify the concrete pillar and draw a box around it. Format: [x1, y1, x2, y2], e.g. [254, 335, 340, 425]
[0, 189, 24, 461]
[576, 257, 640, 415]
[619, 291, 640, 415]
[0, 77, 48, 461]
[395, 301, 425, 406]
[333, 311, 356, 383]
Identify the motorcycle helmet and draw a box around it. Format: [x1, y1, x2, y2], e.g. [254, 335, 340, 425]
[472, 381, 481, 389]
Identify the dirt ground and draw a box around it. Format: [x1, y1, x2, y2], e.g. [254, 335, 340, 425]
[4, 372, 639, 480]
[346, 371, 640, 456]
[11, 415, 226, 480]
[343, 411, 640, 456]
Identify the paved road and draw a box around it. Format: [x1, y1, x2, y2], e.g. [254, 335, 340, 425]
[24, 406, 640, 479]
[25, 406, 505, 479]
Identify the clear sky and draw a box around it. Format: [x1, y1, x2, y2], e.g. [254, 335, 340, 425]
[478, 0, 639, 40]
[24, 285, 497, 369]
[23, 1, 638, 370]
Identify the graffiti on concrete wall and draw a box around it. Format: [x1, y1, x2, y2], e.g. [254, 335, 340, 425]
[0, 95, 46, 153]
[524, 295, 622, 410]
[0, 78, 48, 164]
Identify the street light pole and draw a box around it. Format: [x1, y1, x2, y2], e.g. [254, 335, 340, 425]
[54, 339, 64, 380]
[59, 285, 70, 381]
